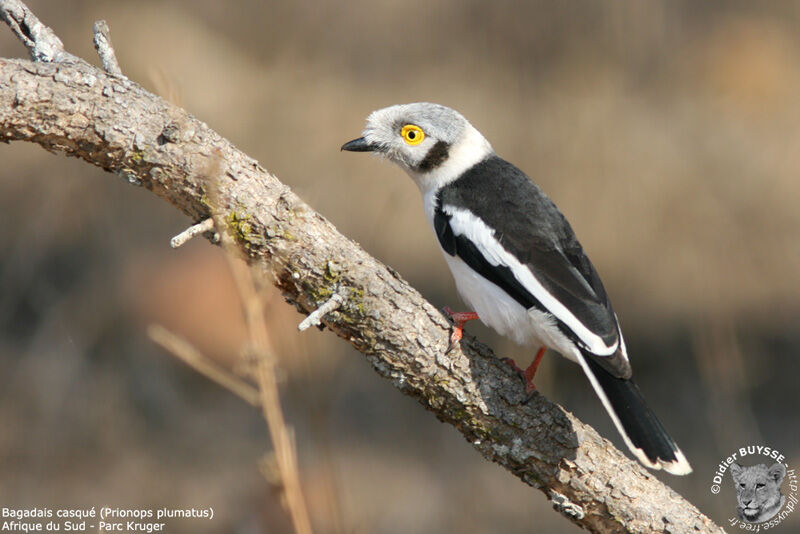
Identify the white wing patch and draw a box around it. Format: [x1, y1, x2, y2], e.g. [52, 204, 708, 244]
[443, 205, 619, 356]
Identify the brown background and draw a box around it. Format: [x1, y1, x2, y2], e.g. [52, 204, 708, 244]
[1, 1, 799, 532]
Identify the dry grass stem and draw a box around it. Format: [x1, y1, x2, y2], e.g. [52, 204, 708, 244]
[205, 154, 313, 534]
[147, 324, 261, 407]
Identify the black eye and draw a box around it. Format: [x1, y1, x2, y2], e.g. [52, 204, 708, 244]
[740, 483, 745, 488]
[756, 483, 765, 489]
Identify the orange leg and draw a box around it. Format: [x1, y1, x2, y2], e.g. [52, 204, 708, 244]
[443, 306, 479, 353]
[503, 346, 547, 396]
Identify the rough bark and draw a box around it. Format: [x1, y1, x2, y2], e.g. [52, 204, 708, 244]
[0, 3, 724, 532]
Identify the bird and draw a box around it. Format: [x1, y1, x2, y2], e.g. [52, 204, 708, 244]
[341, 102, 691, 475]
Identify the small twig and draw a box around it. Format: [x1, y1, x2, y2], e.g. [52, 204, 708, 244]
[549, 490, 586, 520]
[92, 20, 122, 76]
[170, 217, 215, 248]
[297, 294, 343, 332]
[148, 324, 261, 407]
[0, 0, 74, 62]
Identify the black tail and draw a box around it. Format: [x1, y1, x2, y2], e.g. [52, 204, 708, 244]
[579, 355, 692, 475]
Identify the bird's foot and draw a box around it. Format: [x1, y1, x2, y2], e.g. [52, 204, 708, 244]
[503, 347, 546, 403]
[443, 306, 479, 354]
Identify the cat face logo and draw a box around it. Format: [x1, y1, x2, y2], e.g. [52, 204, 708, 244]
[730, 462, 786, 524]
[709, 445, 797, 530]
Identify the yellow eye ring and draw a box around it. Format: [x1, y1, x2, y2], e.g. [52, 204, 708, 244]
[401, 124, 425, 146]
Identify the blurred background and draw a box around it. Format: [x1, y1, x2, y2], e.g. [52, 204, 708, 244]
[2, 1, 799, 532]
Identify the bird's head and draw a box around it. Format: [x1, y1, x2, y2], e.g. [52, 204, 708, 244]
[342, 102, 493, 192]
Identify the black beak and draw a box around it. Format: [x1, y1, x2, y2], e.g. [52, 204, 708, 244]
[341, 137, 375, 152]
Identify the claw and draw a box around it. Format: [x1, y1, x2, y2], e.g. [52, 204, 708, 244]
[503, 347, 547, 402]
[446, 328, 462, 355]
[443, 306, 479, 353]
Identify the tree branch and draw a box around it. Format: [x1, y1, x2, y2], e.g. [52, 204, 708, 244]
[0, 4, 723, 532]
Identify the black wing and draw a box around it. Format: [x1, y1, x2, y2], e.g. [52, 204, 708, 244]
[436, 156, 630, 377]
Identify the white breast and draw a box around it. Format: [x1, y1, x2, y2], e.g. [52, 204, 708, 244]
[441, 253, 580, 362]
